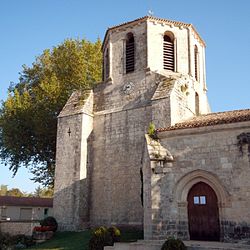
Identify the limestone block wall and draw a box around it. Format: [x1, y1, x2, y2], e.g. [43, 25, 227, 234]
[147, 19, 205, 85]
[94, 71, 159, 114]
[104, 21, 147, 83]
[0, 221, 40, 236]
[144, 121, 250, 241]
[146, 19, 209, 117]
[90, 69, 182, 227]
[53, 114, 84, 230]
[54, 92, 93, 230]
[89, 105, 152, 227]
[151, 98, 171, 128]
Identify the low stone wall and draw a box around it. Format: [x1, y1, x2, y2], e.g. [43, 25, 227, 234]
[104, 240, 250, 250]
[0, 220, 40, 236]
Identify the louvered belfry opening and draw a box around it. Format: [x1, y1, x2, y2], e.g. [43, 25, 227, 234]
[194, 46, 198, 81]
[126, 33, 135, 73]
[163, 34, 174, 71]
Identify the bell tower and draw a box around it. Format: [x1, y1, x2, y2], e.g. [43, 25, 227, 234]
[102, 16, 210, 126]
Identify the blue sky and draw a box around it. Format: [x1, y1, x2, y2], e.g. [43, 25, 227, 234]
[0, 0, 250, 192]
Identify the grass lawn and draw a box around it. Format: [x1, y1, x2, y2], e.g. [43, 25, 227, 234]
[25, 229, 143, 250]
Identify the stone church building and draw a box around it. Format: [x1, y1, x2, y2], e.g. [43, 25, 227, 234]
[53, 16, 250, 241]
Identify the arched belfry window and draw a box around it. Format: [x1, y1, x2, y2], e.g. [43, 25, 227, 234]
[126, 33, 135, 73]
[163, 32, 175, 71]
[105, 48, 110, 79]
[194, 45, 199, 81]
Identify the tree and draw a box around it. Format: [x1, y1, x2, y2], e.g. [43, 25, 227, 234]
[6, 188, 23, 197]
[0, 185, 8, 196]
[0, 38, 102, 186]
[33, 186, 53, 198]
[33, 186, 43, 197]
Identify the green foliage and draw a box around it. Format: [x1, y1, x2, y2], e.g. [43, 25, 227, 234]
[6, 188, 24, 197]
[0, 185, 24, 197]
[161, 237, 187, 250]
[33, 186, 53, 197]
[88, 226, 121, 250]
[0, 38, 102, 186]
[108, 226, 121, 242]
[0, 185, 48, 197]
[0, 185, 8, 195]
[40, 216, 58, 232]
[148, 122, 157, 139]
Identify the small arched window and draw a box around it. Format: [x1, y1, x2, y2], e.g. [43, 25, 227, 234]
[194, 45, 199, 81]
[105, 48, 110, 79]
[126, 33, 135, 73]
[163, 32, 175, 71]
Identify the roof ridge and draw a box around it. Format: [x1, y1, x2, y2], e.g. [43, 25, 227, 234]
[107, 15, 193, 30]
[103, 16, 205, 49]
[195, 108, 250, 117]
[157, 109, 250, 132]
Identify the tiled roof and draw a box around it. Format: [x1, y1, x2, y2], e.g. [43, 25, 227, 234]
[0, 196, 53, 207]
[107, 16, 191, 32]
[103, 16, 205, 49]
[157, 109, 250, 132]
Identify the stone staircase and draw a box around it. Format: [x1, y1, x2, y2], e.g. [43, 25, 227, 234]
[104, 240, 250, 250]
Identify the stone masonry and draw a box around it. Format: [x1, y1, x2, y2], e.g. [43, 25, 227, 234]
[144, 112, 250, 241]
[53, 16, 250, 242]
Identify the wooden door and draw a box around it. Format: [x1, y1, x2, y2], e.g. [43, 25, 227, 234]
[188, 182, 220, 241]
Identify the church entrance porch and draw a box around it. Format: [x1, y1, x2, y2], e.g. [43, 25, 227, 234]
[187, 182, 220, 241]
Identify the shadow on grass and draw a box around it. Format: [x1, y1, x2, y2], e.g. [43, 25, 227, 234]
[26, 229, 143, 250]
[26, 231, 92, 250]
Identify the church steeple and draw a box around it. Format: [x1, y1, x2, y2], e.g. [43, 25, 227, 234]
[102, 16, 210, 125]
[102, 16, 206, 87]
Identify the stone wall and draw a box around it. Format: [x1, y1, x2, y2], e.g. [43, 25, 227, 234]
[107, 21, 147, 83]
[0, 221, 40, 236]
[146, 18, 207, 98]
[144, 121, 250, 241]
[89, 105, 152, 227]
[53, 91, 93, 230]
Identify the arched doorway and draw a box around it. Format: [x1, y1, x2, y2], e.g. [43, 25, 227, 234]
[188, 182, 220, 241]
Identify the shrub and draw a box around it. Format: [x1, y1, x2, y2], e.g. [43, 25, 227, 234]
[11, 234, 34, 248]
[88, 226, 121, 250]
[108, 226, 121, 242]
[161, 237, 187, 250]
[40, 216, 58, 232]
[0, 232, 12, 250]
[148, 122, 158, 139]
[0, 232, 34, 249]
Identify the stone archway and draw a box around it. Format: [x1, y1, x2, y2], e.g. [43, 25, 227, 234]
[174, 170, 231, 240]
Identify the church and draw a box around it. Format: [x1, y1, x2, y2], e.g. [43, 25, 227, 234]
[53, 16, 250, 242]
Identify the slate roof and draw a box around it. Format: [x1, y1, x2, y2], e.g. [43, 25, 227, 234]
[157, 109, 250, 132]
[0, 196, 53, 207]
